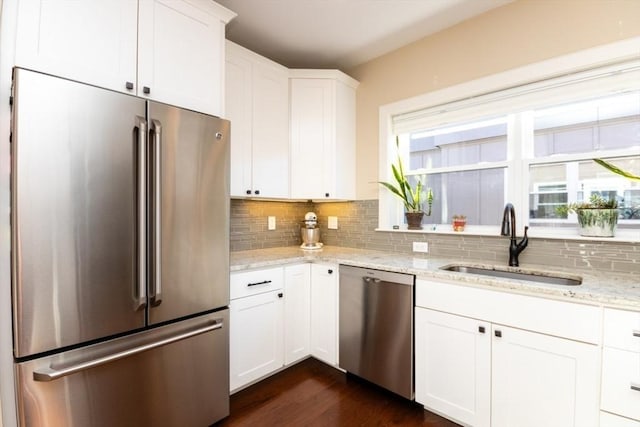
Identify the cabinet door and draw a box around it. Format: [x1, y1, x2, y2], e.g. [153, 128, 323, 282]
[284, 264, 311, 365]
[229, 291, 283, 392]
[138, 0, 232, 115]
[290, 78, 334, 199]
[310, 263, 338, 365]
[492, 325, 600, 427]
[415, 308, 491, 427]
[226, 48, 253, 197]
[251, 62, 289, 198]
[15, 0, 137, 94]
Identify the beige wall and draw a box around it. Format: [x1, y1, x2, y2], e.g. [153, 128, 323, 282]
[347, 0, 640, 200]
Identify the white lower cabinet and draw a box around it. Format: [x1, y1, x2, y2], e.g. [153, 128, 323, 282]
[491, 324, 600, 427]
[230, 263, 338, 392]
[230, 267, 284, 392]
[415, 309, 491, 427]
[310, 263, 339, 365]
[600, 412, 640, 427]
[601, 308, 640, 423]
[284, 264, 311, 365]
[415, 279, 601, 427]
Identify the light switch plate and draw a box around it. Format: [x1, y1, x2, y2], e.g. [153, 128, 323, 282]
[328, 216, 338, 229]
[268, 216, 276, 230]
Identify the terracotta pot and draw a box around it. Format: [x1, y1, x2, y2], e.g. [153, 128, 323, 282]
[405, 212, 424, 230]
[452, 219, 466, 232]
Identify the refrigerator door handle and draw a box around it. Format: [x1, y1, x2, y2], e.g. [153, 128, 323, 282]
[32, 318, 224, 382]
[135, 116, 148, 311]
[150, 119, 162, 307]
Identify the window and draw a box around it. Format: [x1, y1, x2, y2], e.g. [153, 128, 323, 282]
[379, 44, 640, 238]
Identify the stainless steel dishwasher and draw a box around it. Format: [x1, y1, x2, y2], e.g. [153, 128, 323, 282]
[339, 265, 414, 399]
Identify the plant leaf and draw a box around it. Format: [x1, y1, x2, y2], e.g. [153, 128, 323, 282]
[594, 158, 640, 182]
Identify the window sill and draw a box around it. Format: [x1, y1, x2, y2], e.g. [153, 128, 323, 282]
[375, 225, 640, 243]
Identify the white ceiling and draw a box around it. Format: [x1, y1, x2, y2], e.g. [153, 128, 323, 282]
[217, 0, 512, 70]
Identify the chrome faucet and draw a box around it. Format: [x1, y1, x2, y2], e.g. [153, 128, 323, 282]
[500, 203, 529, 267]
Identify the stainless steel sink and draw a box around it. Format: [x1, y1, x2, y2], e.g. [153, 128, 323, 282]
[440, 264, 582, 286]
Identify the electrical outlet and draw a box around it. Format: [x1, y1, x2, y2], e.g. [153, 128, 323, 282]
[413, 241, 429, 253]
[268, 216, 276, 230]
[328, 216, 338, 229]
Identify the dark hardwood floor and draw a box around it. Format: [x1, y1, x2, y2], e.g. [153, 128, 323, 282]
[215, 358, 460, 427]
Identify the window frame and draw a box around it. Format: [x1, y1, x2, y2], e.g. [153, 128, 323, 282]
[378, 37, 640, 241]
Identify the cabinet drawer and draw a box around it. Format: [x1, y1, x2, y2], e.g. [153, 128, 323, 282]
[600, 412, 640, 427]
[230, 267, 284, 300]
[604, 308, 640, 352]
[601, 347, 640, 421]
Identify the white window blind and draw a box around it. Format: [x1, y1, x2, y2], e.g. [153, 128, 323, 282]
[392, 59, 640, 135]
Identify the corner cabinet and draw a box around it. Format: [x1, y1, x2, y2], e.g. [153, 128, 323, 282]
[15, 0, 235, 116]
[283, 264, 311, 365]
[289, 70, 358, 200]
[415, 279, 601, 427]
[225, 41, 290, 198]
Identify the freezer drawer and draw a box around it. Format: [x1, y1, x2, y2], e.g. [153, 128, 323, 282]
[15, 310, 229, 427]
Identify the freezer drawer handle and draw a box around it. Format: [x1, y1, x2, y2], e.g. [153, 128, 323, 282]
[247, 280, 272, 287]
[32, 319, 224, 382]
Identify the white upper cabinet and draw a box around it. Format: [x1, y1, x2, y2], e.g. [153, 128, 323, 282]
[226, 41, 289, 198]
[138, 0, 235, 115]
[290, 70, 358, 200]
[15, 0, 235, 116]
[15, 0, 138, 94]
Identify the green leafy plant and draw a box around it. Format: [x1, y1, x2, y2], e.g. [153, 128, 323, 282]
[556, 193, 618, 217]
[594, 158, 640, 181]
[379, 136, 433, 214]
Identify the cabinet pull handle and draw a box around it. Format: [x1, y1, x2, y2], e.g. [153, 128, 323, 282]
[143, 86, 151, 94]
[494, 330, 502, 338]
[126, 81, 134, 90]
[246, 190, 252, 195]
[479, 326, 485, 334]
[278, 293, 283, 298]
[631, 383, 640, 392]
[254, 190, 260, 195]
[328, 269, 333, 274]
[325, 193, 330, 198]
[633, 330, 640, 338]
[247, 280, 272, 287]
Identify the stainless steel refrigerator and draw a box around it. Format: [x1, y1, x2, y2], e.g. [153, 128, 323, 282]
[10, 68, 230, 426]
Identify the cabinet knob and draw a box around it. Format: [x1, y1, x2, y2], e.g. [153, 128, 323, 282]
[325, 193, 330, 198]
[494, 330, 502, 338]
[254, 190, 260, 195]
[478, 326, 485, 334]
[246, 190, 252, 195]
[327, 269, 334, 274]
[143, 86, 151, 94]
[277, 292, 283, 298]
[125, 81, 134, 90]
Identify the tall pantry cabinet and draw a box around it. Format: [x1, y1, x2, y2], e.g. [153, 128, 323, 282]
[14, 0, 235, 116]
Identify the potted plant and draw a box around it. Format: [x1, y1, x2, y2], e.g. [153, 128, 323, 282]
[452, 214, 466, 232]
[557, 193, 619, 237]
[379, 137, 433, 230]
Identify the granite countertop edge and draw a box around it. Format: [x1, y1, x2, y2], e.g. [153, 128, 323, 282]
[230, 246, 640, 311]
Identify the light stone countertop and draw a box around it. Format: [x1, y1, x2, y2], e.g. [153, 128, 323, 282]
[230, 245, 640, 311]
